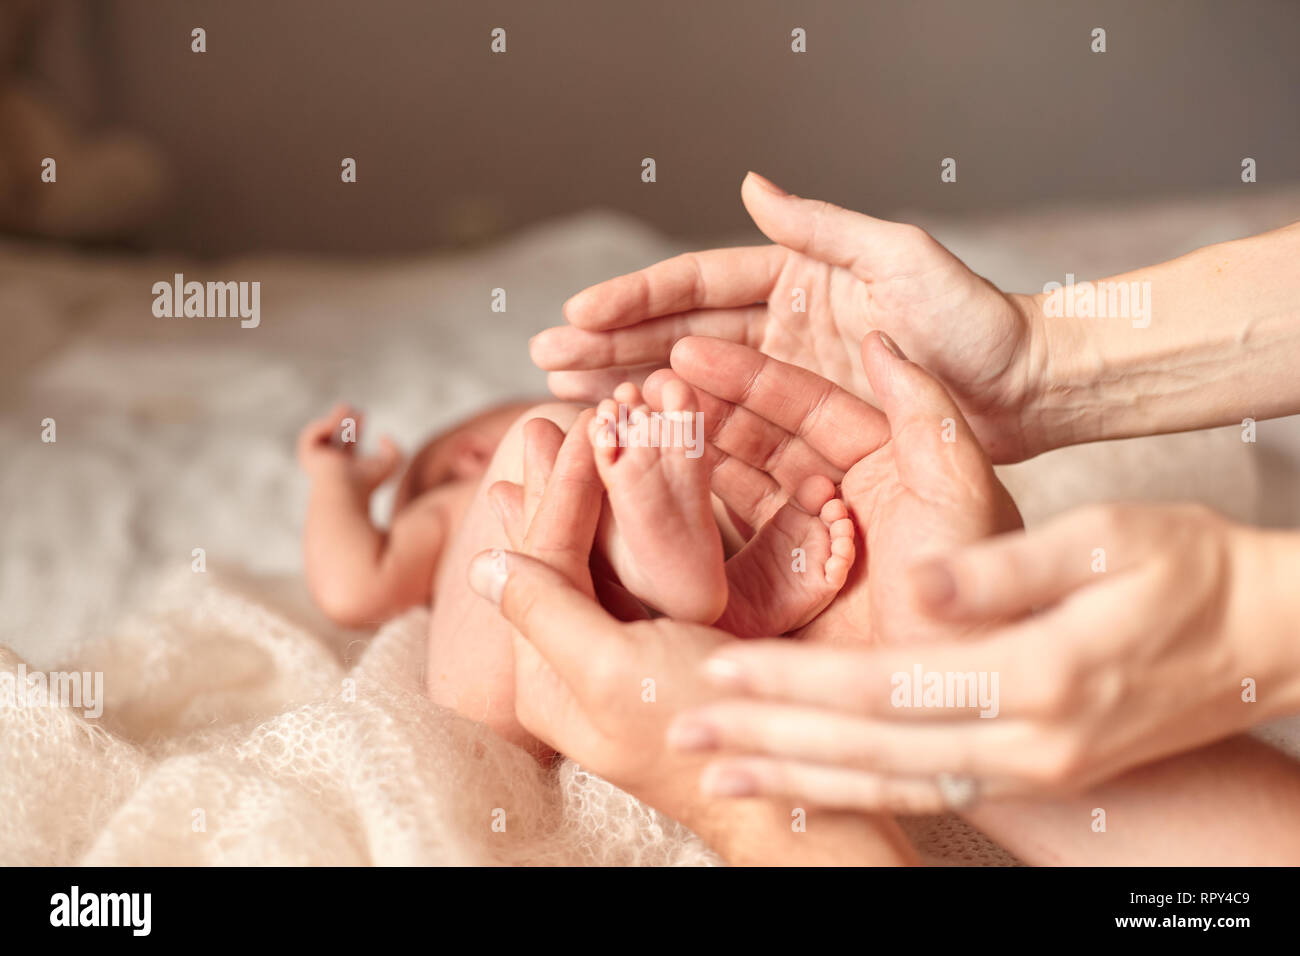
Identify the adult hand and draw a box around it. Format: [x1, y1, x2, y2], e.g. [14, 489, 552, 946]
[533, 172, 1047, 462]
[473, 411, 916, 863]
[477, 410, 722, 823]
[645, 331, 1023, 647]
[668, 502, 1300, 811]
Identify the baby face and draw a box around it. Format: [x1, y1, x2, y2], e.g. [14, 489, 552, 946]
[396, 400, 535, 506]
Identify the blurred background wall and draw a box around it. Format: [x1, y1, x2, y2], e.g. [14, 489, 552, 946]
[19, 0, 1300, 255]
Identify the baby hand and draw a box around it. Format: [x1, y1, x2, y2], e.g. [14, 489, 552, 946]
[296, 402, 401, 493]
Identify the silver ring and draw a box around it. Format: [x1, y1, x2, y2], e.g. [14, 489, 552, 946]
[936, 773, 980, 810]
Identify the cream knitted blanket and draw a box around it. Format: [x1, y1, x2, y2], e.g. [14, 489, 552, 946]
[0, 569, 721, 866]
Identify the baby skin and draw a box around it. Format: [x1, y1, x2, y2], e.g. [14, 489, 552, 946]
[590, 376, 855, 638]
[300, 384, 853, 753]
[297, 400, 536, 628]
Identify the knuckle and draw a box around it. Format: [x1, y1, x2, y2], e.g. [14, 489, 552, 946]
[760, 431, 794, 475]
[1031, 652, 1079, 717]
[680, 253, 707, 308]
[1085, 502, 1129, 542]
[1027, 733, 1086, 788]
[1073, 666, 1127, 732]
[747, 758, 795, 796]
[806, 200, 835, 248]
[808, 199, 835, 223]
[582, 655, 625, 707]
[898, 222, 934, 248]
[841, 731, 882, 770]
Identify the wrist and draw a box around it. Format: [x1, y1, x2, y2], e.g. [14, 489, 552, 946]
[1018, 227, 1300, 451]
[307, 461, 372, 507]
[1012, 279, 1170, 455]
[1007, 290, 1093, 457]
[1228, 524, 1300, 722]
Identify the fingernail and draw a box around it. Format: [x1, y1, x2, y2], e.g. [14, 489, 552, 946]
[701, 766, 758, 798]
[911, 559, 956, 608]
[746, 171, 788, 196]
[468, 549, 510, 605]
[666, 719, 718, 752]
[876, 331, 908, 361]
[703, 655, 748, 690]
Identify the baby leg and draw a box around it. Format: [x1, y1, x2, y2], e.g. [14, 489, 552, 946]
[715, 475, 855, 638]
[590, 380, 728, 623]
[424, 402, 583, 754]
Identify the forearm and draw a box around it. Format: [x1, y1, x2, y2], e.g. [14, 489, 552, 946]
[963, 736, 1300, 865]
[1026, 221, 1300, 450]
[303, 474, 393, 625]
[305, 471, 446, 627]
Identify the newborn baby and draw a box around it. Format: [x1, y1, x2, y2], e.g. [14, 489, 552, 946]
[298, 379, 853, 744]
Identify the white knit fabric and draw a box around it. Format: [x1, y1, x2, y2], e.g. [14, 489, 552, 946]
[0, 570, 720, 866]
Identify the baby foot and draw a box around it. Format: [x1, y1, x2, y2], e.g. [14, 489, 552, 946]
[590, 379, 727, 623]
[715, 475, 855, 638]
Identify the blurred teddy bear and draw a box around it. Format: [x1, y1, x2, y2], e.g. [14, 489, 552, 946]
[0, 0, 168, 240]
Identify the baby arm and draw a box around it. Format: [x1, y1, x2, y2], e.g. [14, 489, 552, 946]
[299, 404, 445, 627]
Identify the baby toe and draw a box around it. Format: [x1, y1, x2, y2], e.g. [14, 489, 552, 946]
[820, 497, 848, 524]
[794, 475, 837, 514]
[591, 399, 622, 464]
[825, 554, 852, 587]
[613, 381, 643, 408]
[660, 375, 698, 415]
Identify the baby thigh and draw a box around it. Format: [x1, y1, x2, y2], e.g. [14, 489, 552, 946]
[424, 402, 584, 751]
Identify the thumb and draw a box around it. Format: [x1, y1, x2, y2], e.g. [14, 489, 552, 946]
[860, 331, 994, 502]
[909, 506, 1127, 622]
[740, 172, 929, 281]
[468, 548, 620, 697]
